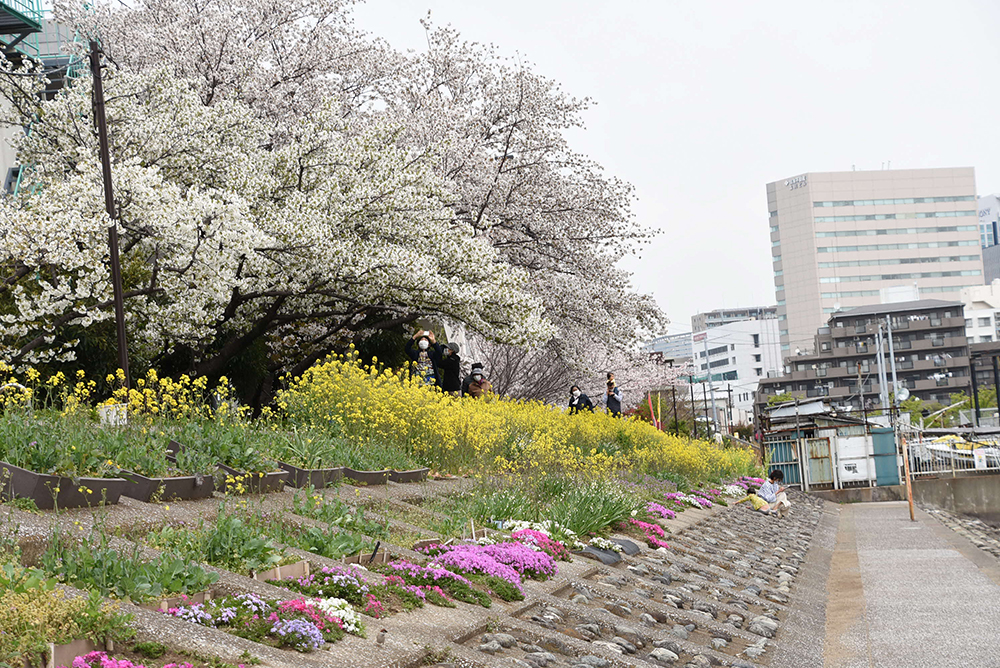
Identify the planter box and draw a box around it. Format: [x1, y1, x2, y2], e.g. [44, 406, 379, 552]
[342, 551, 391, 566]
[24, 638, 104, 668]
[215, 464, 288, 494]
[342, 468, 390, 486]
[277, 462, 344, 489]
[254, 559, 310, 583]
[119, 470, 215, 503]
[140, 589, 213, 612]
[388, 468, 430, 483]
[0, 462, 126, 511]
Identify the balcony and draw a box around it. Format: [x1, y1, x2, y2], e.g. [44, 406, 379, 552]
[0, 0, 42, 39]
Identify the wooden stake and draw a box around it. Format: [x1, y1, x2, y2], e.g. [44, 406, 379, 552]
[901, 435, 915, 522]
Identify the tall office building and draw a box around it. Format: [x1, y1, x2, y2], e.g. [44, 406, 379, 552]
[768, 167, 983, 355]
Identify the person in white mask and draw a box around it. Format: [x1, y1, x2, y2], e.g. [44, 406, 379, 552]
[405, 330, 440, 386]
[568, 385, 595, 414]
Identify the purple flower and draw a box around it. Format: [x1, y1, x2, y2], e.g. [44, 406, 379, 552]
[647, 502, 676, 520]
[270, 618, 324, 651]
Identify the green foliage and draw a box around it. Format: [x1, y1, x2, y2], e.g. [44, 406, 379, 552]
[767, 392, 795, 406]
[41, 529, 219, 603]
[133, 642, 167, 659]
[0, 410, 115, 478]
[171, 420, 277, 474]
[545, 482, 639, 536]
[466, 573, 524, 602]
[291, 489, 388, 540]
[147, 503, 289, 575]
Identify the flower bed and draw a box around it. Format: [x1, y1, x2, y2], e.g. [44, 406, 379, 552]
[510, 529, 572, 561]
[0, 565, 134, 667]
[163, 592, 354, 651]
[273, 565, 454, 618]
[58, 651, 193, 668]
[41, 531, 219, 606]
[375, 560, 491, 607]
[621, 518, 670, 549]
[646, 501, 676, 520]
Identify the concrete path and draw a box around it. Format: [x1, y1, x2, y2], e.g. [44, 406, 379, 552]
[824, 501, 1000, 667]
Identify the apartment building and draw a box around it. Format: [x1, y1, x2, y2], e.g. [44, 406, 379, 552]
[767, 167, 982, 355]
[756, 299, 970, 412]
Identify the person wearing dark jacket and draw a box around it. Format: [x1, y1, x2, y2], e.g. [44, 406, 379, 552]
[437, 342, 462, 394]
[568, 385, 594, 414]
[605, 381, 623, 417]
[405, 330, 440, 386]
[461, 362, 484, 397]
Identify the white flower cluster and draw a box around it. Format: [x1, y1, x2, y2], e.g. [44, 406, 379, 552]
[588, 537, 623, 553]
[724, 485, 747, 498]
[314, 597, 365, 636]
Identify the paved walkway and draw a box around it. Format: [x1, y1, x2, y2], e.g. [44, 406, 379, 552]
[824, 501, 1000, 667]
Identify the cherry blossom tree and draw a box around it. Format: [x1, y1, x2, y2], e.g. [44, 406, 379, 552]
[0, 66, 546, 378]
[1, 0, 668, 401]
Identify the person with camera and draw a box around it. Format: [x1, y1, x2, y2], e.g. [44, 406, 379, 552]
[605, 373, 623, 417]
[405, 330, 440, 386]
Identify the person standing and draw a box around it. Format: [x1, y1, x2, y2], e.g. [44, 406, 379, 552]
[758, 470, 790, 517]
[568, 385, 594, 414]
[437, 342, 462, 395]
[405, 330, 440, 386]
[605, 377, 623, 417]
[466, 367, 492, 398]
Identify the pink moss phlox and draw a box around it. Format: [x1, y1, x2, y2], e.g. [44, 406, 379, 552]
[511, 528, 571, 561]
[628, 518, 670, 550]
[62, 652, 196, 668]
[646, 502, 676, 520]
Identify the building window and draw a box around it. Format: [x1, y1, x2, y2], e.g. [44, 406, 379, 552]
[753, 354, 762, 362]
[813, 195, 975, 207]
[966, 319, 973, 329]
[982, 335, 994, 343]
[752, 334, 760, 347]
[980, 317, 992, 327]
[821, 341, 831, 351]
[814, 214, 976, 225]
[817, 240, 978, 253]
[755, 368, 763, 377]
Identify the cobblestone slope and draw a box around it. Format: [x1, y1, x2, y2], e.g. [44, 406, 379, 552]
[4, 483, 832, 668]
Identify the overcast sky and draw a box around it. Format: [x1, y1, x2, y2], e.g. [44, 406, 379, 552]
[352, 0, 1000, 333]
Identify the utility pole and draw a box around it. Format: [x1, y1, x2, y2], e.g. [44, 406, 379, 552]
[875, 326, 889, 413]
[90, 41, 130, 388]
[887, 316, 900, 415]
[726, 383, 733, 433]
[858, 364, 868, 428]
[701, 381, 711, 437]
[689, 375, 697, 439]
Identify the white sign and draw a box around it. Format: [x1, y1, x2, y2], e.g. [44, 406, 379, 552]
[785, 175, 807, 190]
[974, 449, 988, 470]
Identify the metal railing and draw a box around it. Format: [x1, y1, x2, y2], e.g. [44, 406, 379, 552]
[908, 438, 1000, 477]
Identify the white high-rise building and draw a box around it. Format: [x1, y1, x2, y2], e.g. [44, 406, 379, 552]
[692, 318, 782, 425]
[768, 167, 983, 356]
